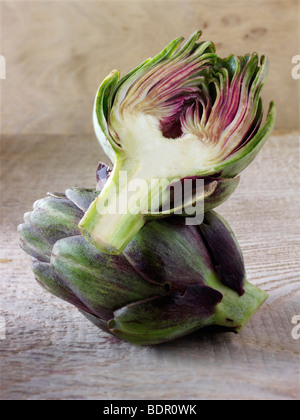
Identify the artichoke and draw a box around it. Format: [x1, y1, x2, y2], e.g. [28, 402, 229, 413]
[79, 30, 276, 255]
[18, 174, 267, 345]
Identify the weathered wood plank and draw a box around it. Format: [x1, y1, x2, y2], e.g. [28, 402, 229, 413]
[0, 0, 299, 401]
[0, 133, 299, 400]
[1, 0, 299, 134]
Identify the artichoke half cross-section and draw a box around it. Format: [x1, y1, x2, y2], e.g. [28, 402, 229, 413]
[79, 30, 276, 255]
[18, 180, 267, 345]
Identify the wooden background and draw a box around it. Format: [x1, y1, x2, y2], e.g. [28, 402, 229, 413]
[1, 0, 299, 133]
[0, 0, 299, 400]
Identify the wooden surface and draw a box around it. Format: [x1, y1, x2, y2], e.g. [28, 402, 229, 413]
[1, 0, 300, 401]
[1, 0, 299, 134]
[0, 132, 299, 400]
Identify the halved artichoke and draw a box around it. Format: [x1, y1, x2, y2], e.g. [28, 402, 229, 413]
[18, 177, 267, 345]
[79, 30, 276, 255]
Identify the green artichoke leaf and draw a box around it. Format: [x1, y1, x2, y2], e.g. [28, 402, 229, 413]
[65, 188, 100, 213]
[108, 284, 223, 345]
[18, 188, 106, 265]
[51, 235, 165, 321]
[213, 280, 268, 333]
[18, 222, 53, 263]
[123, 217, 217, 291]
[33, 260, 111, 333]
[93, 69, 121, 164]
[29, 195, 83, 245]
[18, 194, 83, 263]
[33, 260, 94, 314]
[79, 31, 275, 255]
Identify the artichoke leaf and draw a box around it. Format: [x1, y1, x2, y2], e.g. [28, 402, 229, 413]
[51, 236, 165, 321]
[144, 176, 240, 218]
[65, 188, 101, 213]
[215, 101, 276, 178]
[33, 260, 94, 315]
[123, 217, 216, 291]
[18, 222, 53, 263]
[199, 211, 246, 296]
[108, 284, 223, 345]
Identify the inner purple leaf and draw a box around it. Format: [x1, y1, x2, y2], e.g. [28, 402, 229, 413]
[160, 93, 202, 139]
[96, 162, 112, 190]
[160, 115, 183, 139]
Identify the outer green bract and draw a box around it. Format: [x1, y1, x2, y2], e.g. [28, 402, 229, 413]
[79, 30, 276, 255]
[18, 178, 267, 345]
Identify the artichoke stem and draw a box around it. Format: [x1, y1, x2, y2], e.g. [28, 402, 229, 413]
[79, 160, 162, 254]
[213, 281, 268, 332]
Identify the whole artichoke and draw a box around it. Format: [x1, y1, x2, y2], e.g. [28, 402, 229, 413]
[79, 30, 276, 255]
[18, 181, 267, 345]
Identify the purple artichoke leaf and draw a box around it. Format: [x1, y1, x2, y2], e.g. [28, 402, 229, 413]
[79, 310, 111, 334]
[144, 177, 217, 218]
[33, 261, 112, 334]
[123, 217, 216, 292]
[202, 176, 240, 212]
[216, 101, 276, 178]
[18, 189, 104, 264]
[96, 162, 112, 191]
[199, 211, 245, 296]
[144, 175, 240, 218]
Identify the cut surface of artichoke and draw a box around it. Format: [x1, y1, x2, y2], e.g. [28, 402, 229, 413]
[79, 30, 275, 254]
[79, 114, 220, 254]
[111, 112, 220, 177]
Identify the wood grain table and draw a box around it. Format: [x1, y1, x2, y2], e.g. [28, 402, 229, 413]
[0, 0, 299, 401]
[0, 131, 299, 400]
[1, 0, 299, 134]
